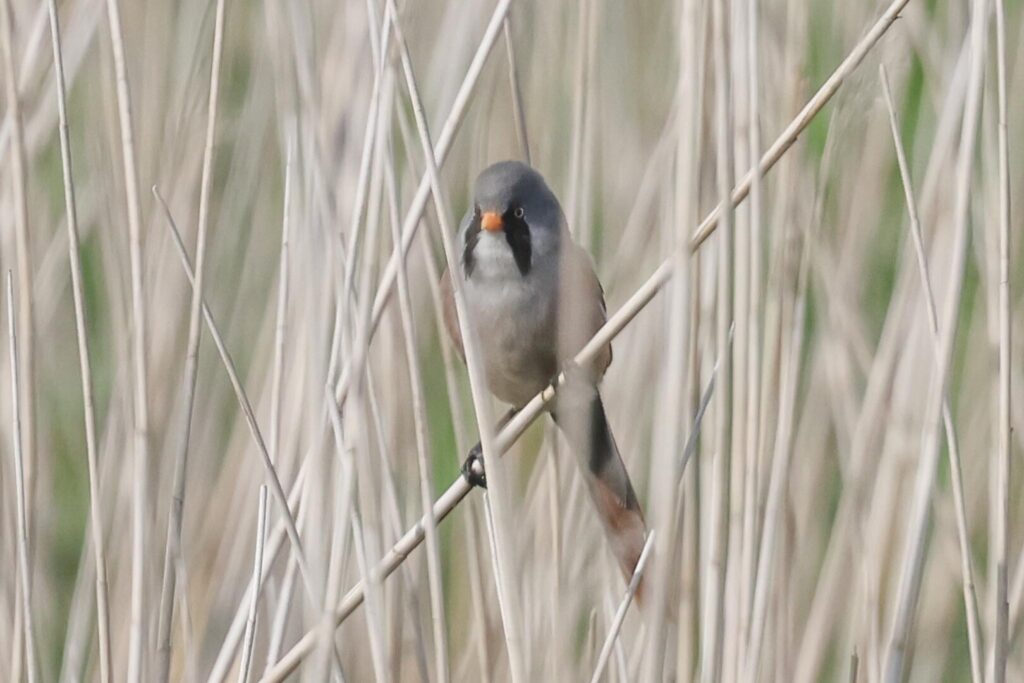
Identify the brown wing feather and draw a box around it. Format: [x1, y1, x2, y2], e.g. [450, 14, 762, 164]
[557, 244, 647, 590]
[558, 242, 613, 378]
[439, 267, 465, 362]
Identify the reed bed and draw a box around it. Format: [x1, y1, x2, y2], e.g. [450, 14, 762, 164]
[0, 0, 1021, 681]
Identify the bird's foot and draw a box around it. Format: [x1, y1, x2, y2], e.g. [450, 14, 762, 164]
[461, 442, 487, 489]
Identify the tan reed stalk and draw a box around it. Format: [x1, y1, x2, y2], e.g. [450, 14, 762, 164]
[700, 0, 735, 679]
[102, 0, 151, 675]
[259, 3, 909, 678]
[387, 2, 526, 678]
[6, 272, 38, 683]
[743, 232, 811, 681]
[590, 532, 657, 683]
[881, 0, 988, 677]
[156, 1, 229, 677]
[503, 17, 530, 165]
[43, 0, 112, 677]
[879, 65, 983, 683]
[0, 0, 36, 560]
[381, 79, 451, 683]
[237, 486, 269, 683]
[155, 189, 319, 605]
[992, 0, 1012, 679]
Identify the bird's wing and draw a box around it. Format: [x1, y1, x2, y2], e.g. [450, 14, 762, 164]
[556, 241, 646, 592]
[558, 242, 613, 377]
[439, 267, 465, 362]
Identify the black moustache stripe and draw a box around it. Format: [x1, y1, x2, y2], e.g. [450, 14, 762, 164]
[503, 212, 532, 276]
[462, 210, 533, 278]
[462, 214, 481, 278]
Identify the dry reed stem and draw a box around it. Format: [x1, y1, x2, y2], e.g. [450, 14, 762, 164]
[743, 232, 810, 681]
[794, 35, 975, 682]
[381, 75, 450, 682]
[739, 0, 764, 671]
[565, 0, 593, 241]
[689, 0, 911, 251]
[641, 0, 702, 674]
[1, 0, 37, 562]
[388, 2, 525, 679]
[879, 65, 983, 683]
[156, 0, 229, 676]
[44, 0, 112, 677]
[154, 189, 319, 607]
[348, 508, 388, 683]
[270, 142, 293, 473]
[260, 3, 909, 678]
[102, 0, 151, 675]
[238, 486, 269, 683]
[7, 272, 38, 683]
[502, 17, 530, 165]
[881, 0, 987, 677]
[206, 463, 309, 683]
[701, 0, 735, 678]
[992, 0, 1012, 679]
[347, 0, 514, 404]
[590, 531, 657, 683]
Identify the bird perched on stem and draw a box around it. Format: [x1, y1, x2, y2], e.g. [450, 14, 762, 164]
[441, 160, 647, 589]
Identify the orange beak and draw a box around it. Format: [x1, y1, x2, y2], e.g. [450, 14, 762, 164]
[481, 211, 504, 232]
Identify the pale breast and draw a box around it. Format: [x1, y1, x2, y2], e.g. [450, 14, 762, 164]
[464, 235, 558, 406]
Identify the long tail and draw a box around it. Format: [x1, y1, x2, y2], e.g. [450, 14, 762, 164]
[553, 372, 648, 593]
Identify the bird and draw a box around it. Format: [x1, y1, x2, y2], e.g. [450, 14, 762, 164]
[440, 160, 647, 587]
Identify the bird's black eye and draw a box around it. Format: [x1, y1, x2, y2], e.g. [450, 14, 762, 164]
[513, 206, 525, 219]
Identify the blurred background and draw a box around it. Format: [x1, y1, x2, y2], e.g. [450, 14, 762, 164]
[0, 0, 1021, 680]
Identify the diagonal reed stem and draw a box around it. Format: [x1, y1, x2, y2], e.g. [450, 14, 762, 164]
[260, 2, 910, 677]
[156, 0, 229, 677]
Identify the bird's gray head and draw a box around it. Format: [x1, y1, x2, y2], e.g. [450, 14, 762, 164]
[461, 161, 565, 279]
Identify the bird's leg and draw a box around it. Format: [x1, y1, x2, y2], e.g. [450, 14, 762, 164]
[461, 443, 487, 489]
[461, 408, 518, 489]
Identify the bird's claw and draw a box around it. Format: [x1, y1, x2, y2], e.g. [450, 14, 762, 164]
[461, 443, 487, 489]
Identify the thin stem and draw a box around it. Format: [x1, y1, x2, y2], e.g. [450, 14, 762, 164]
[103, 0, 151, 675]
[387, 2, 524, 679]
[566, 0, 593, 237]
[44, 0, 112, 677]
[1, 0, 37, 555]
[238, 486, 269, 683]
[701, 0, 734, 679]
[157, 0, 230, 676]
[689, 0, 911, 251]
[270, 142, 293, 474]
[503, 17, 530, 165]
[7, 272, 38, 683]
[740, 0, 764, 669]
[206, 463, 309, 683]
[992, 0, 1012, 679]
[590, 532, 656, 683]
[154, 188, 320, 607]
[879, 65, 983, 683]
[260, 3, 909, 675]
[881, 0, 987, 677]
[743, 235, 810, 681]
[338, 0, 514, 406]
[382, 97, 450, 682]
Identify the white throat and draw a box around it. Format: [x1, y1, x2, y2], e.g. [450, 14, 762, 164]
[468, 231, 522, 281]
